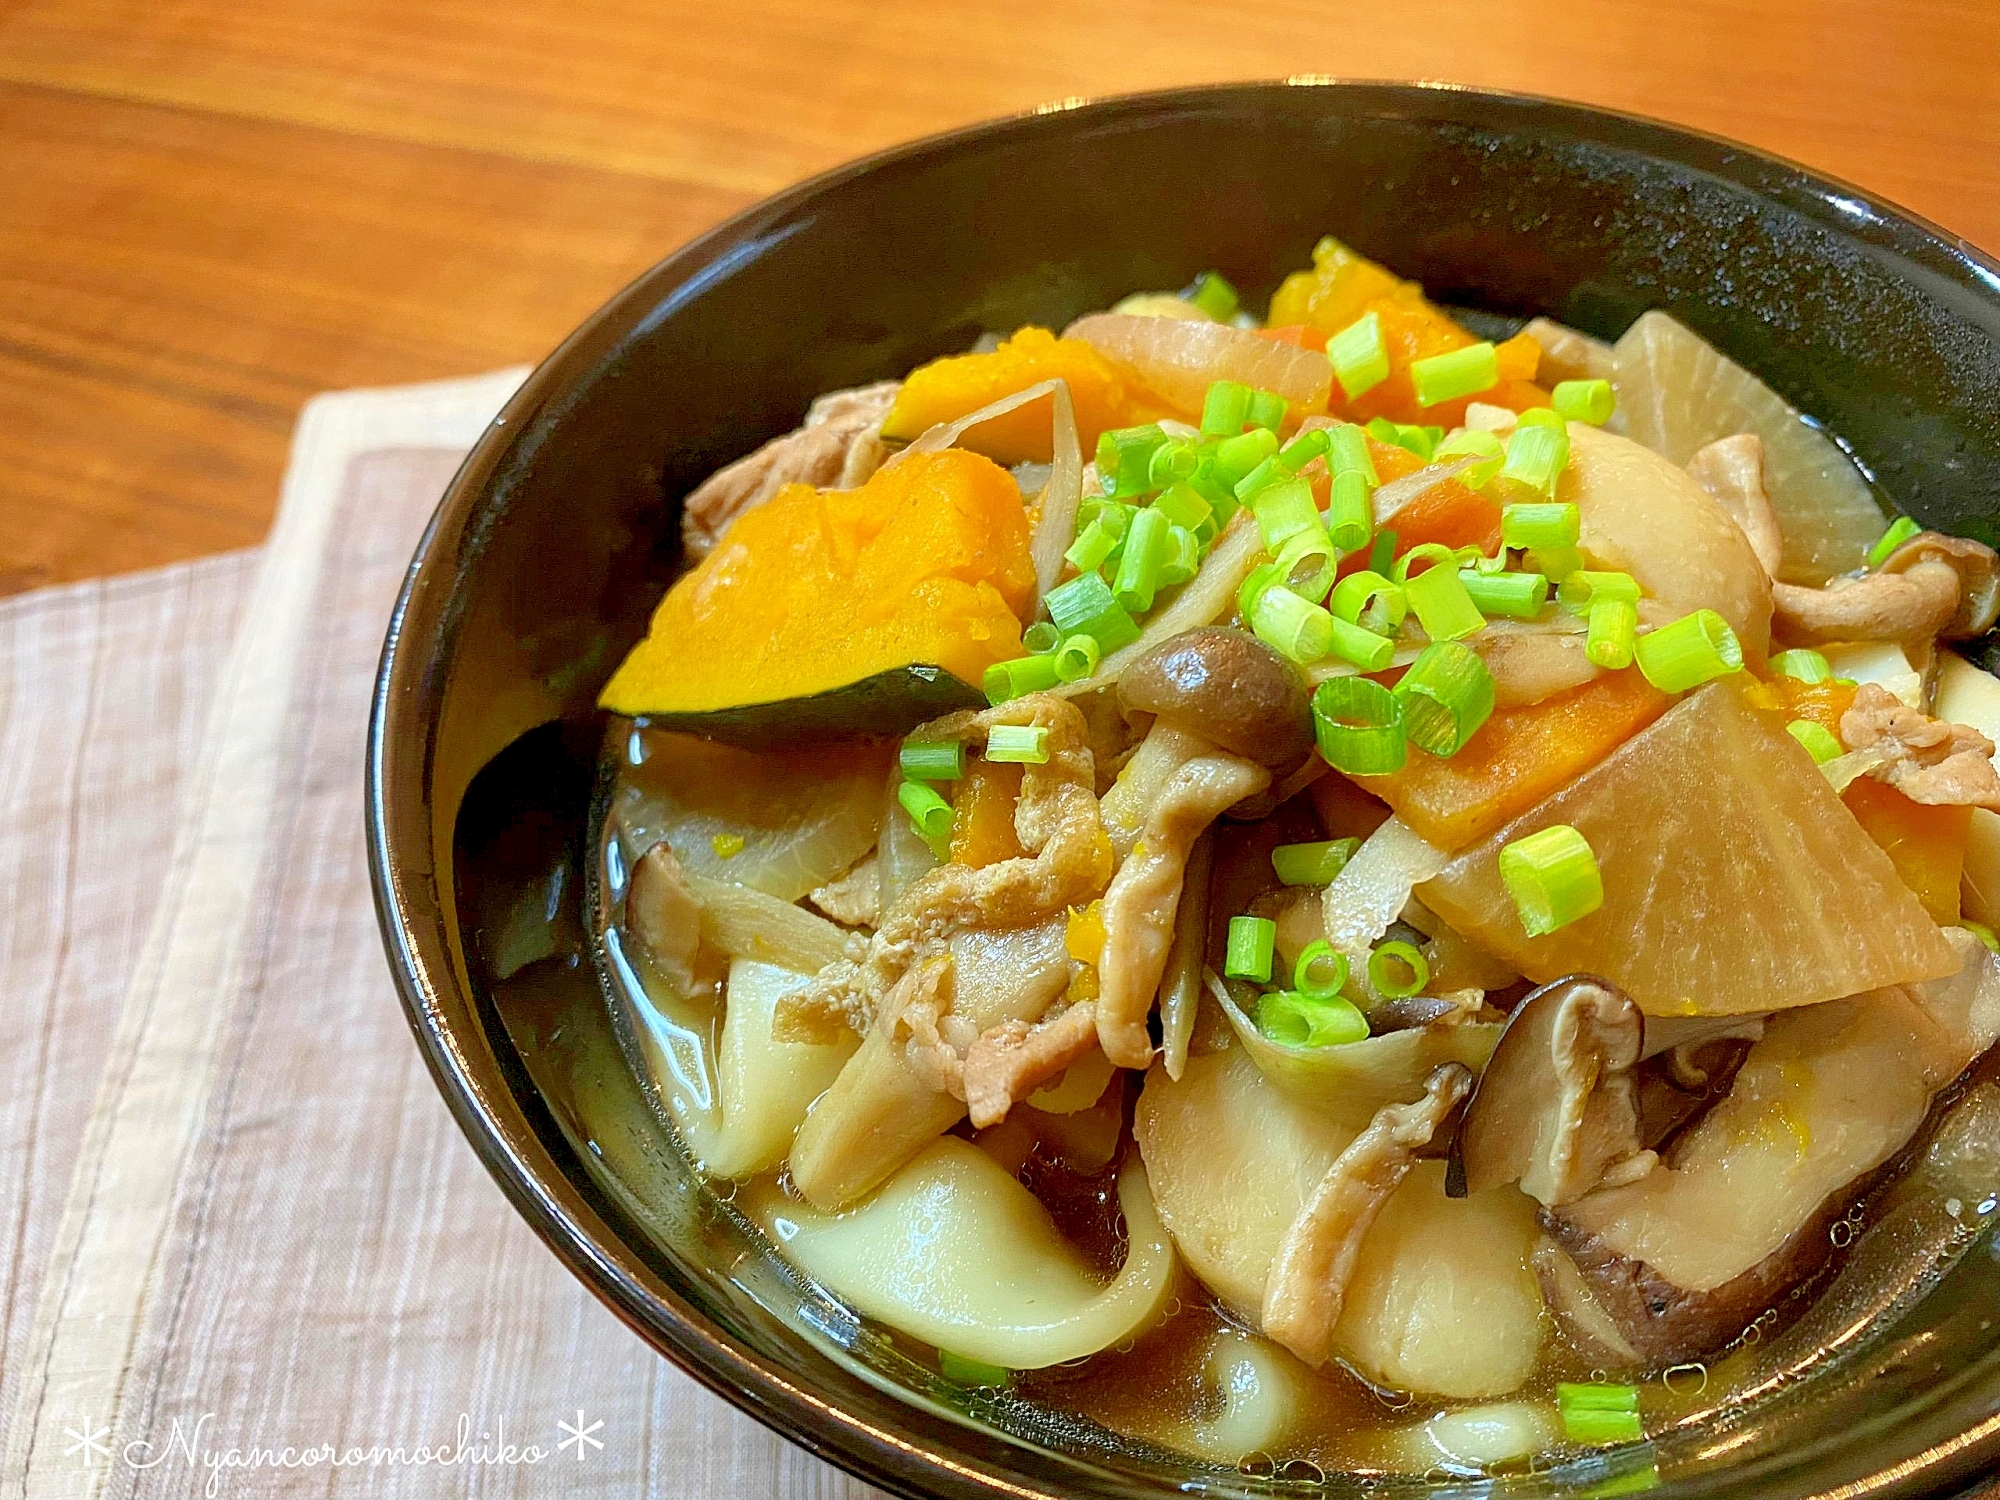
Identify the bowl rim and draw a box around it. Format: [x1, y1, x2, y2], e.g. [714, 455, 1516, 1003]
[366, 78, 2000, 1500]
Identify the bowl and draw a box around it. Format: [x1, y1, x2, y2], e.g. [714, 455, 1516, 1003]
[367, 82, 2000, 1500]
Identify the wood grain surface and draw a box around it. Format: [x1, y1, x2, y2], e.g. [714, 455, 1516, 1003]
[3, 0, 1998, 591]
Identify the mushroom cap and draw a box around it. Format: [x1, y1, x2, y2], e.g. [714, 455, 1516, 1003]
[1117, 627, 1313, 768]
[1882, 531, 2000, 638]
[1771, 530, 2000, 645]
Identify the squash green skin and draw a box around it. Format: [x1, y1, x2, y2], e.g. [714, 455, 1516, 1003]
[628, 664, 985, 748]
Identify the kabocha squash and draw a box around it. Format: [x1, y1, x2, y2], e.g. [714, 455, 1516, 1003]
[600, 449, 1033, 742]
[881, 327, 1169, 464]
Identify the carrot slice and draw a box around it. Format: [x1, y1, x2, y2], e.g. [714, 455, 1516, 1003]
[951, 758, 1024, 867]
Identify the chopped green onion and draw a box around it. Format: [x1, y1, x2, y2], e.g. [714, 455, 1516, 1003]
[1500, 824, 1604, 937]
[1271, 838, 1362, 887]
[1114, 505, 1171, 614]
[1459, 568, 1549, 620]
[1152, 482, 1213, 534]
[1391, 542, 1461, 584]
[1635, 608, 1744, 693]
[982, 652, 1062, 704]
[898, 779, 955, 858]
[899, 739, 966, 782]
[711, 832, 745, 859]
[1247, 388, 1288, 433]
[1275, 529, 1338, 604]
[1160, 524, 1201, 586]
[1312, 676, 1407, 775]
[1551, 378, 1616, 425]
[1588, 1465, 1661, 1498]
[1200, 380, 1254, 437]
[1409, 341, 1498, 408]
[1278, 427, 1331, 473]
[1965, 920, 2000, 954]
[938, 1350, 1010, 1387]
[1238, 561, 1284, 624]
[1327, 615, 1396, 671]
[1294, 940, 1352, 1002]
[1559, 1383, 1643, 1445]
[1234, 459, 1285, 508]
[1188, 270, 1239, 321]
[1464, 543, 1510, 576]
[1095, 424, 1167, 498]
[1435, 428, 1505, 488]
[1078, 497, 1133, 539]
[1867, 514, 1922, 569]
[1557, 570, 1640, 614]
[1252, 477, 1320, 553]
[1326, 470, 1373, 553]
[1212, 427, 1279, 489]
[1224, 914, 1277, 982]
[1403, 563, 1488, 643]
[1368, 417, 1438, 462]
[1330, 570, 1408, 635]
[1326, 422, 1379, 486]
[1367, 940, 1430, 999]
[986, 724, 1051, 764]
[1328, 311, 1391, 400]
[1053, 633, 1101, 683]
[1394, 640, 1495, 756]
[1787, 719, 1843, 764]
[1257, 989, 1368, 1048]
[1501, 419, 1571, 497]
[1251, 586, 1334, 664]
[1022, 620, 1061, 654]
[1517, 406, 1567, 431]
[1043, 570, 1140, 654]
[1501, 501, 1580, 550]
[1586, 598, 1638, 670]
[1366, 527, 1398, 579]
[1529, 545, 1584, 583]
[1770, 647, 1833, 684]
[1148, 438, 1201, 490]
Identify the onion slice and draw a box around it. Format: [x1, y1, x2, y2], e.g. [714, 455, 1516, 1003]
[1323, 816, 1451, 991]
[1065, 312, 1332, 417]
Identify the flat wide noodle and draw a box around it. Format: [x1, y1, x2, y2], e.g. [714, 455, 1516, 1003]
[748, 1137, 1177, 1369]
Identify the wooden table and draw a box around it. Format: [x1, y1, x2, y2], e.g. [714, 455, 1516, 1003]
[4, 0, 1997, 596]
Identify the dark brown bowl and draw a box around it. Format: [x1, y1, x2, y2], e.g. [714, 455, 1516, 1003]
[368, 82, 2000, 1500]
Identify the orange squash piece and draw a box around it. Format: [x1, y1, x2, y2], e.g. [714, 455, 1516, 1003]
[1352, 669, 1671, 851]
[950, 758, 1025, 868]
[880, 327, 1169, 464]
[599, 449, 1034, 717]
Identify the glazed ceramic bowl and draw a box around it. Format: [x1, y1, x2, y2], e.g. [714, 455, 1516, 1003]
[367, 82, 2000, 1500]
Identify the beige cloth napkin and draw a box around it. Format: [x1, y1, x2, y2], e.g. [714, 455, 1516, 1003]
[0, 372, 889, 1500]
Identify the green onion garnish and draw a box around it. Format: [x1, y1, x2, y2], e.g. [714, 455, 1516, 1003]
[1053, 633, 1102, 683]
[1328, 311, 1391, 400]
[1114, 506, 1172, 614]
[1327, 422, 1379, 486]
[1501, 501, 1580, 551]
[1078, 496, 1133, 538]
[1366, 527, 1398, 579]
[1368, 417, 1439, 462]
[1529, 544, 1584, 582]
[1023, 620, 1061, 654]
[900, 739, 967, 782]
[1275, 529, 1338, 604]
[1867, 514, 1922, 569]
[1403, 563, 1488, 643]
[1238, 561, 1284, 624]
[1558, 1383, 1642, 1446]
[1061, 518, 1122, 575]
[982, 652, 1062, 705]
[986, 724, 1051, 764]
[1409, 341, 1499, 408]
[1257, 989, 1368, 1048]
[1251, 585, 1334, 664]
[1312, 676, 1407, 775]
[1434, 428, 1505, 488]
[1271, 838, 1362, 887]
[1160, 524, 1201, 587]
[1459, 568, 1549, 620]
[1233, 456, 1286, 504]
[1187, 270, 1239, 321]
[1786, 719, 1843, 764]
[1278, 427, 1331, 473]
[1394, 640, 1495, 756]
[1325, 470, 1372, 554]
[1586, 598, 1638, 670]
[1634, 608, 1744, 693]
[1247, 388, 1288, 433]
[1224, 914, 1278, 982]
[1500, 825, 1604, 937]
[1330, 570, 1408, 635]
[1147, 438, 1201, 491]
[1294, 940, 1353, 1003]
[1043, 569, 1140, 654]
[938, 1350, 1011, 1387]
[1551, 378, 1616, 426]
[1367, 939, 1430, 999]
[1557, 570, 1640, 613]
[1212, 427, 1280, 490]
[1327, 615, 1396, 672]
[898, 779, 955, 858]
[1152, 482, 1213, 535]
[1095, 423, 1168, 499]
[1770, 647, 1833, 683]
[1501, 419, 1571, 497]
[1965, 921, 2000, 954]
[1200, 380, 1253, 438]
[1253, 477, 1321, 553]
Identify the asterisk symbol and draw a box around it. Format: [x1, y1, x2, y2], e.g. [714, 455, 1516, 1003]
[63, 1421, 111, 1467]
[556, 1410, 603, 1460]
